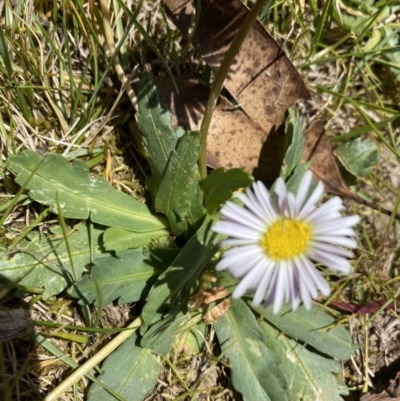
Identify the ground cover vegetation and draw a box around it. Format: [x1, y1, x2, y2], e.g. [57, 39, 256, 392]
[0, 0, 400, 400]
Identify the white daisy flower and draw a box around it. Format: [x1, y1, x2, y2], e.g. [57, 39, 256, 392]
[212, 170, 359, 314]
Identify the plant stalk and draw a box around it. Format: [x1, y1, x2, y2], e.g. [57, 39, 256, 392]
[198, 0, 269, 179]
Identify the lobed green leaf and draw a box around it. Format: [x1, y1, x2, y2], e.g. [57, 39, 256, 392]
[103, 227, 169, 252]
[215, 299, 288, 401]
[252, 303, 356, 360]
[140, 311, 184, 356]
[69, 248, 179, 306]
[335, 137, 380, 177]
[282, 108, 305, 179]
[141, 215, 221, 328]
[6, 150, 167, 232]
[261, 322, 349, 401]
[202, 167, 253, 214]
[136, 73, 184, 179]
[87, 332, 162, 401]
[0, 224, 105, 299]
[155, 131, 205, 237]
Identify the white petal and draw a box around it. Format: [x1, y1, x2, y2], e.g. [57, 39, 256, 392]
[308, 249, 352, 273]
[233, 262, 266, 298]
[309, 241, 354, 258]
[313, 227, 358, 237]
[295, 170, 313, 211]
[313, 216, 360, 234]
[298, 181, 324, 219]
[275, 178, 290, 216]
[218, 253, 265, 278]
[252, 260, 275, 305]
[221, 244, 261, 258]
[287, 193, 298, 219]
[307, 212, 344, 226]
[286, 260, 298, 303]
[290, 267, 301, 310]
[236, 193, 265, 221]
[295, 257, 318, 298]
[306, 197, 344, 222]
[299, 278, 313, 310]
[272, 261, 287, 314]
[253, 181, 278, 221]
[221, 202, 266, 231]
[292, 295, 301, 311]
[313, 235, 357, 248]
[216, 245, 262, 271]
[263, 268, 279, 310]
[300, 255, 331, 296]
[213, 222, 261, 240]
[237, 187, 275, 223]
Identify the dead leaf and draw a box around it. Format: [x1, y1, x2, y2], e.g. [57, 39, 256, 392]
[153, 74, 266, 171]
[163, 0, 310, 182]
[331, 298, 400, 315]
[303, 121, 359, 197]
[203, 298, 231, 325]
[303, 121, 400, 218]
[202, 287, 230, 304]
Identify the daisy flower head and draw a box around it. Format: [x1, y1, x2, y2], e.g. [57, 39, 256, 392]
[212, 170, 360, 314]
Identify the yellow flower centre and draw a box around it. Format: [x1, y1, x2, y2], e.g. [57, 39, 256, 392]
[260, 218, 312, 260]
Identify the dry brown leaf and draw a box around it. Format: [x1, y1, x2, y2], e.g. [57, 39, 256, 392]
[203, 298, 231, 325]
[153, 74, 264, 171]
[303, 122, 400, 218]
[202, 287, 230, 305]
[303, 121, 351, 195]
[163, 0, 310, 182]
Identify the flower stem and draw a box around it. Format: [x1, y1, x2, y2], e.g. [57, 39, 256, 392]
[198, 0, 270, 179]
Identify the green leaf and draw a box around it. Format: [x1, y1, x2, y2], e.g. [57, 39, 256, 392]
[136, 72, 184, 179]
[6, 150, 167, 232]
[202, 167, 253, 214]
[175, 320, 207, 353]
[87, 332, 162, 401]
[260, 322, 349, 401]
[135, 75, 205, 237]
[155, 131, 205, 237]
[103, 227, 169, 252]
[252, 303, 356, 360]
[214, 299, 288, 401]
[335, 137, 380, 177]
[382, 26, 400, 82]
[0, 224, 105, 299]
[142, 215, 220, 328]
[285, 162, 312, 194]
[216, 269, 239, 291]
[282, 108, 305, 178]
[69, 248, 179, 306]
[140, 310, 184, 356]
